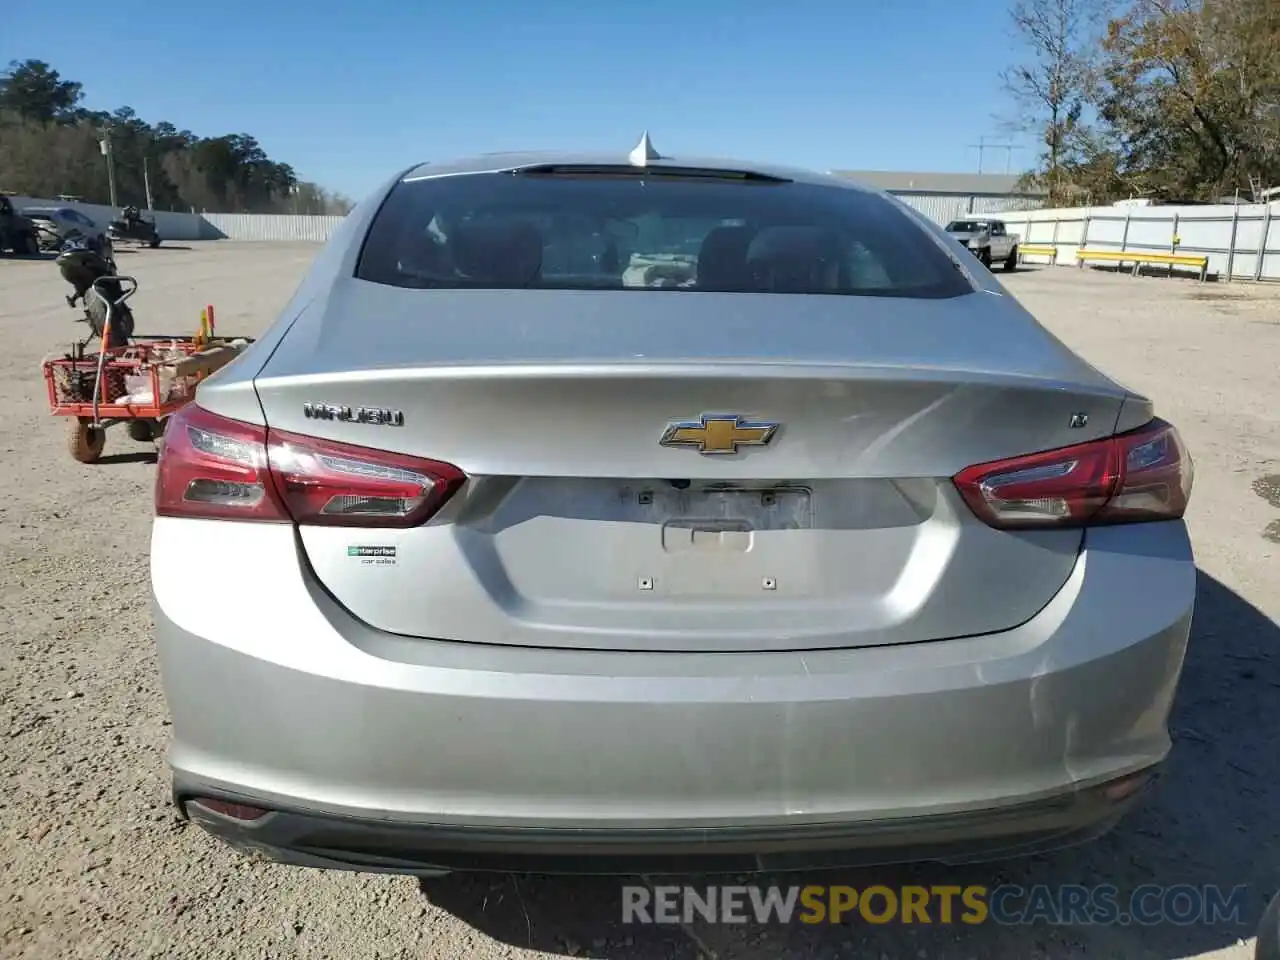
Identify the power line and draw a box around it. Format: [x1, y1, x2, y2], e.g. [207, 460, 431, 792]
[966, 136, 1019, 174]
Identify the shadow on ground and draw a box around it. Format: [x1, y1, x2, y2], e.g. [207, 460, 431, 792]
[419, 570, 1279, 959]
[96, 450, 158, 466]
[1079, 262, 1220, 283]
[2, 251, 57, 262]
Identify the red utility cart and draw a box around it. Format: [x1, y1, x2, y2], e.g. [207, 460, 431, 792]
[43, 336, 250, 463]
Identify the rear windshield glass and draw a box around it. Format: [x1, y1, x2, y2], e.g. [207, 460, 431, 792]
[357, 171, 972, 299]
[946, 220, 991, 232]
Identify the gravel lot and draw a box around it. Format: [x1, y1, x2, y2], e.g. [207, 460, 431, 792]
[2, 242, 1278, 960]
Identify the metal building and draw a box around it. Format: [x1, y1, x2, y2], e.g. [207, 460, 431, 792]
[830, 170, 1047, 224]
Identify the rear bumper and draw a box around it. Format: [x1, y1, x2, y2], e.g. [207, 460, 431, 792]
[176, 769, 1155, 876]
[152, 517, 1195, 872]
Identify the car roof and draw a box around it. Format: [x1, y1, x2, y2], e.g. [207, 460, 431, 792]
[398, 149, 874, 193]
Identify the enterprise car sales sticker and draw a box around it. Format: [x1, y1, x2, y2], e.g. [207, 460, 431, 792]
[348, 546, 397, 566]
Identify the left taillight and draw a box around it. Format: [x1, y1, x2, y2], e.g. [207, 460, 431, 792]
[953, 417, 1193, 530]
[155, 403, 466, 527]
[155, 403, 286, 522]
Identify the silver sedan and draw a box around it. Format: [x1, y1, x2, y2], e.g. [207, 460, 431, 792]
[150, 135, 1196, 877]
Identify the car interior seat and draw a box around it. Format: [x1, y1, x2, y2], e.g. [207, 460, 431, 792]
[696, 225, 756, 291]
[451, 219, 544, 286]
[744, 226, 845, 293]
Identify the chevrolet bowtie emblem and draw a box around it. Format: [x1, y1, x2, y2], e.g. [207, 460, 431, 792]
[659, 414, 779, 455]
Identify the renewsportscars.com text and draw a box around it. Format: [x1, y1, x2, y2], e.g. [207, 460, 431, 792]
[623, 884, 1248, 927]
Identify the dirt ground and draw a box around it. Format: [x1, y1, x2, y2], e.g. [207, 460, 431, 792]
[1, 243, 1278, 960]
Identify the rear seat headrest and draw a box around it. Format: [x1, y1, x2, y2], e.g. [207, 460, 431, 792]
[451, 219, 544, 285]
[745, 225, 841, 262]
[697, 225, 756, 291]
[745, 226, 843, 291]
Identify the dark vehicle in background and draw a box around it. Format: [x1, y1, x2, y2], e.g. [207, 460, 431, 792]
[108, 206, 162, 248]
[0, 194, 41, 256]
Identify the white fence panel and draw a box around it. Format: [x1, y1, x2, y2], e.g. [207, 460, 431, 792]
[1002, 202, 1279, 281]
[199, 213, 346, 242]
[1266, 215, 1280, 280]
[1086, 216, 1127, 248]
[1236, 216, 1267, 250]
[1125, 216, 1171, 249]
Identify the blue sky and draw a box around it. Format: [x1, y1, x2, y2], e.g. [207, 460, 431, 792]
[4, 0, 1035, 201]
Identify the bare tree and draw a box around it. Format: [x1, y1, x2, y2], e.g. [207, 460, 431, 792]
[1001, 0, 1113, 204]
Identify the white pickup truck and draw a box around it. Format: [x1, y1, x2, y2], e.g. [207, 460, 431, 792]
[944, 217, 1020, 271]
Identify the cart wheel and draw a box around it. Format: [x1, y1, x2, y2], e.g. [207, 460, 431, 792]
[127, 419, 157, 442]
[68, 418, 105, 463]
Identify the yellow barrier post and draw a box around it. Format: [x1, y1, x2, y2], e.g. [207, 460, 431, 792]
[1075, 248, 1208, 282]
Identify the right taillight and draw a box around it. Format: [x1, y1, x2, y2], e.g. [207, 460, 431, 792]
[953, 417, 1193, 529]
[155, 403, 465, 526]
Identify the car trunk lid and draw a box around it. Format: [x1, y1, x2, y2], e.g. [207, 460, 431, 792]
[248, 284, 1126, 652]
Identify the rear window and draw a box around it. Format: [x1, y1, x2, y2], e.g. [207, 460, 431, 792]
[357, 171, 972, 299]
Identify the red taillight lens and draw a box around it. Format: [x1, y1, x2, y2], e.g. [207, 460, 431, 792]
[155, 404, 466, 527]
[953, 418, 1193, 529]
[155, 403, 287, 522]
[267, 428, 465, 527]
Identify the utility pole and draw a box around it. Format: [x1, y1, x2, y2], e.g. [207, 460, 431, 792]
[99, 131, 119, 208]
[143, 156, 154, 211]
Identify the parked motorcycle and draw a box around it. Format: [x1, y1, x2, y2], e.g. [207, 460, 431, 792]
[55, 236, 134, 348]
